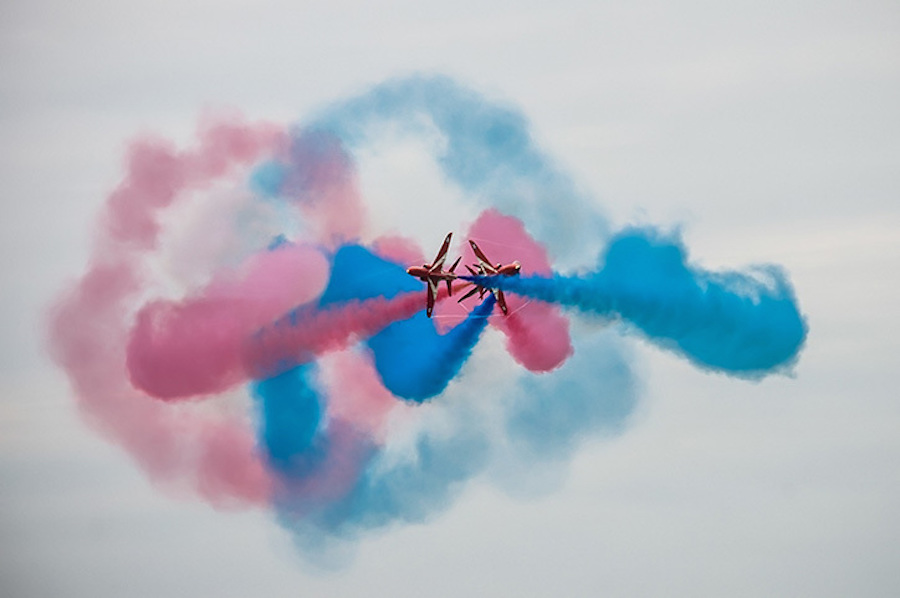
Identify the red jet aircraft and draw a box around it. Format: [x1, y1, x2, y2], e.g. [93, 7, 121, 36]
[406, 232, 462, 318]
[457, 239, 521, 315]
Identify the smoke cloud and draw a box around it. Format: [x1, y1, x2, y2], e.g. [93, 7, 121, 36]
[47, 74, 807, 559]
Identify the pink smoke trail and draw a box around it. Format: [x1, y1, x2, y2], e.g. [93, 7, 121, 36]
[245, 287, 456, 381]
[126, 244, 330, 400]
[455, 209, 573, 371]
[371, 234, 426, 266]
[47, 117, 287, 505]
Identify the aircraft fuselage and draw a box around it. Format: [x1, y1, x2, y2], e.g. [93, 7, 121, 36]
[494, 262, 521, 277]
[405, 265, 457, 281]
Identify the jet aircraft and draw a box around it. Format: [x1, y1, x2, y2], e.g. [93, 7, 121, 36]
[406, 232, 462, 318]
[457, 239, 521, 315]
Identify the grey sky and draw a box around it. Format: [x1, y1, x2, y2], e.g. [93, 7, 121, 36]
[2, 0, 899, 596]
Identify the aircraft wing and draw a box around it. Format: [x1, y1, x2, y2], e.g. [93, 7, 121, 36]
[496, 289, 509, 315]
[426, 278, 438, 317]
[468, 240, 497, 274]
[429, 232, 453, 272]
[457, 284, 480, 303]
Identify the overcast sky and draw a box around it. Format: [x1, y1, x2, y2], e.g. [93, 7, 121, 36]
[2, 1, 899, 596]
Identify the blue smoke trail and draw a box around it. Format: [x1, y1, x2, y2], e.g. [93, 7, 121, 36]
[308, 73, 608, 270]
[469, 227, 808, 375]
[504, 328, 637, 460]
[315, 405, 493, 533]
[252, 363, 325, 476]
[317, 244, 419, 306]
[367, 294, 495, 401]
